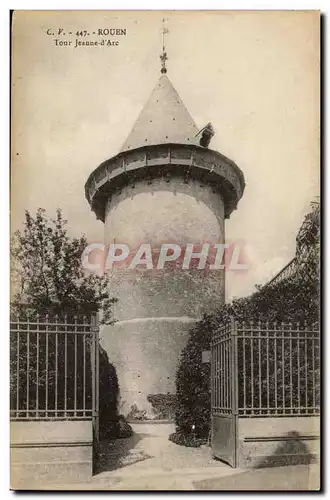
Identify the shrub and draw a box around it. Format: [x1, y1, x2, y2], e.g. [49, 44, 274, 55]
[99, 345, 120, 439]
[174, 274, 319, 439]
[126, 404, 148, 421]
[169, 431, 207, 448]
[175, 316, 214, 438]
[103, 415, 133, 439]
[147, 393, 177, 419]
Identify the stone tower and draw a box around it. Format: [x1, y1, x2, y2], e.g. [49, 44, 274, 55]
[85, 51, 245, 416]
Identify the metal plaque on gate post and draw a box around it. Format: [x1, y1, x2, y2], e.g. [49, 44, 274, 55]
[202, 350, 211, 363]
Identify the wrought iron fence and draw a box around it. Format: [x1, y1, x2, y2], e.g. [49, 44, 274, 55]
[10, 314, 99, 420]
[265, 258, 297, 287]
[211, 322, 234, 416]
[211, 320, 320, 418]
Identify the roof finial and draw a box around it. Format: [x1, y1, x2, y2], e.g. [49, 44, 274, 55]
[160, 18, 168, 74]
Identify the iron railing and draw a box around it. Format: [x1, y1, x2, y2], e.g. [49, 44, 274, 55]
[211, 320, 320, 418]
[265, 258, 297, 287]
[10, 314, 99, 421]
[211, 321, 234, 416]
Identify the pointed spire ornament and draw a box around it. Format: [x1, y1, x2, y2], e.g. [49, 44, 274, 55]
[160, 18, 169, 74]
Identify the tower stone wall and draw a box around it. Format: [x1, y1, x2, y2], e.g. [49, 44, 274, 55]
[101, 178, 225, 414]
[85, 73, 245, 417]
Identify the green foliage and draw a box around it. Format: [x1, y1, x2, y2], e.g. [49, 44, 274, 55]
[296, 200, 320, 257]
[10, 209, 121, 437]
[115, 415, 134, 438]
[11, 208, 117, 324]
[10, 315, 94, 416]
[126, 404, 148, 421]
[10, 322, 122, 438]
[147, 393, 177, 419]
[169, 431, 207, 448]
[98, 347, 133, 438]
[174, 201, 320, 439]
[175, 316, 213, 437]
[99, 345, 120, 438]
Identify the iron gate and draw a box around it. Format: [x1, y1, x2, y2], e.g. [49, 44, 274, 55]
[10, 313, 100, 440]
[211, 319, 238, 467]
[211, 319, 320, 467]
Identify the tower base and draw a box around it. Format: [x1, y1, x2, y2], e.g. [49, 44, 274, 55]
[100, 317, 197, 417]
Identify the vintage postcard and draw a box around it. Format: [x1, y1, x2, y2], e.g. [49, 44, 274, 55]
[10, 10, 320, 491]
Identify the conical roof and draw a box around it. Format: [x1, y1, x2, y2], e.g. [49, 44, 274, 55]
[121, 74, 200, 152]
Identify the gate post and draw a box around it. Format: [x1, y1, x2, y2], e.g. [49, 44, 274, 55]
[91, 312, 100, 443]
[230, 317, 239, 467]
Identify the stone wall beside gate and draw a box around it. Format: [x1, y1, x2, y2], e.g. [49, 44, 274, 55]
[211, 320, 320, 468]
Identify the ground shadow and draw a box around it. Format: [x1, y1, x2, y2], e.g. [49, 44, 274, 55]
[94, 432, 152, 475]
[194, 464, 319, 491]
[256, 431, 317, 468]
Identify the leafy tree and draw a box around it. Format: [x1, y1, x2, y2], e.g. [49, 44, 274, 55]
[11, 208, 116, 323]
[10, 208, 120, 437]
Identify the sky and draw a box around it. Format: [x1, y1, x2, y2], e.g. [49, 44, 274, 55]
[11, 10, 320, 300]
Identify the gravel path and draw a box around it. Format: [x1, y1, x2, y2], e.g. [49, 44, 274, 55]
[49, 424, 320, 490]
[94, 422, 227, 477]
